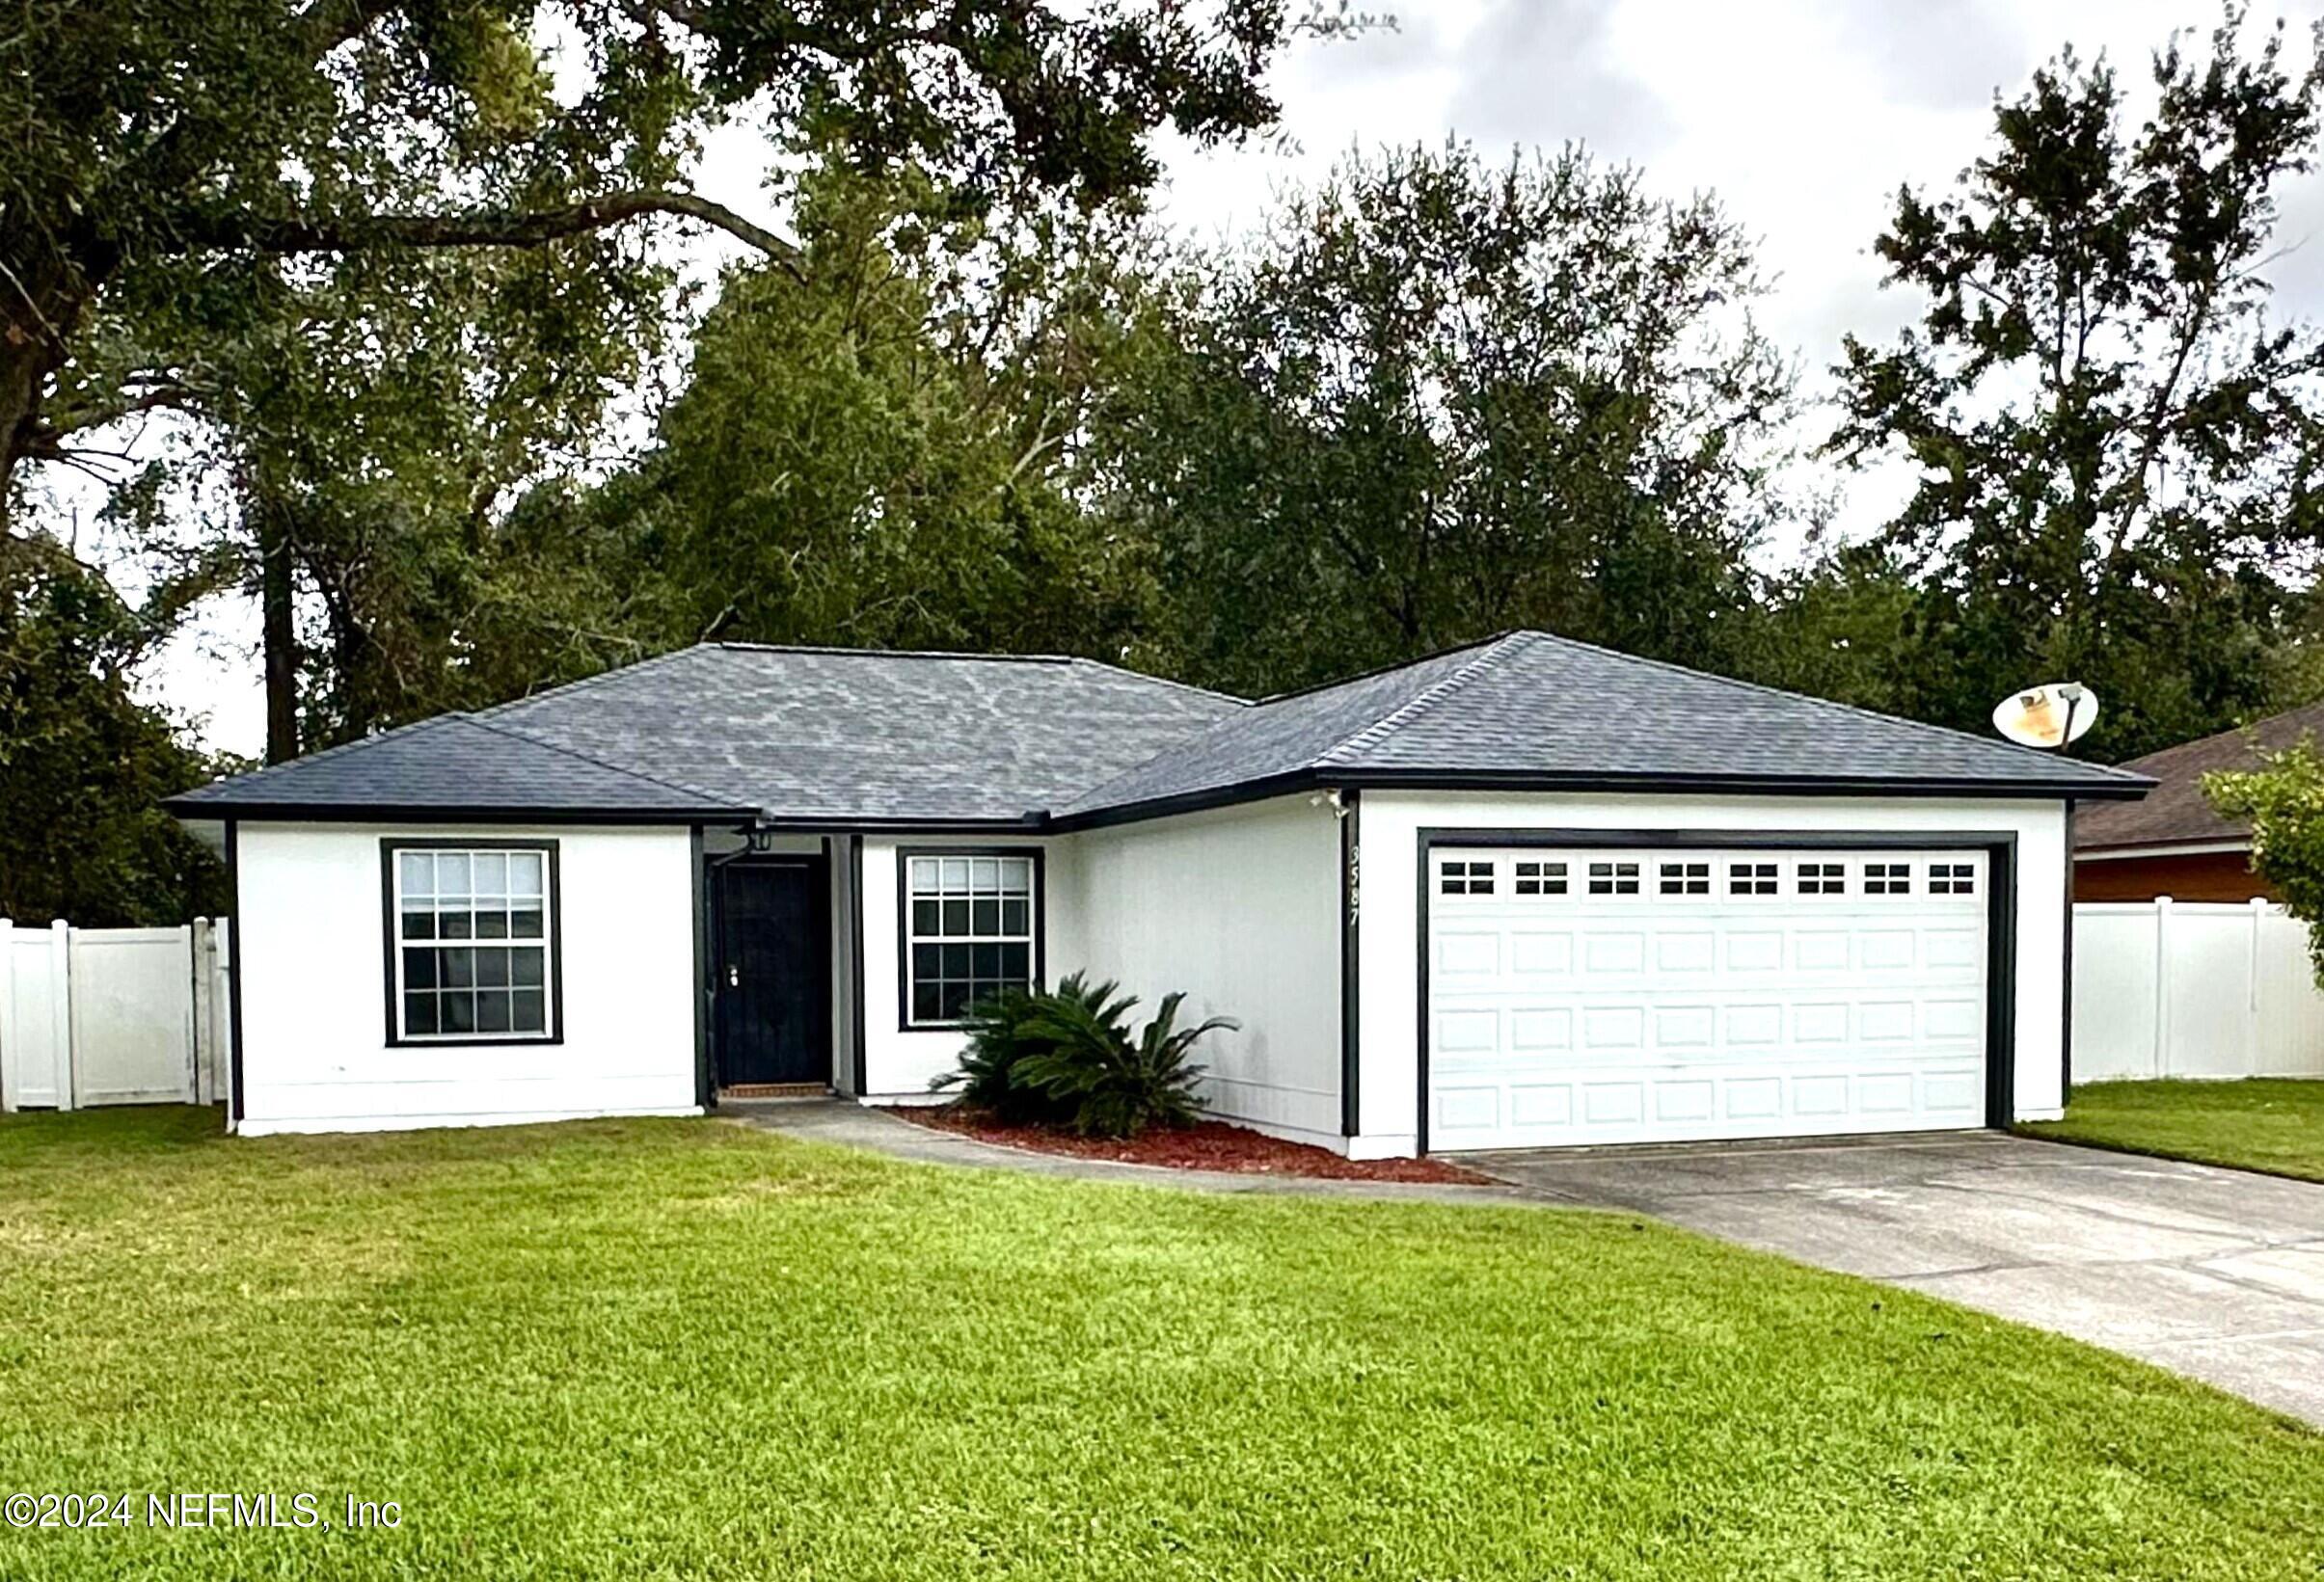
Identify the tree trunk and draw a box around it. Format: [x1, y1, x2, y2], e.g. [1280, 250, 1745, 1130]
[257, 501, 300, 764]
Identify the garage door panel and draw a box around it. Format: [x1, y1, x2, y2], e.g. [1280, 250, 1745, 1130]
[1428, 845, 1988, 1149]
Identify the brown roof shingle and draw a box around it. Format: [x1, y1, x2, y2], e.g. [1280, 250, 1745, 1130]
[2076, 701, 2324, 851]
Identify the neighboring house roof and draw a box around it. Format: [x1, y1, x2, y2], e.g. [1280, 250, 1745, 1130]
[2074, 700, 2324, 853]
[168, 630, 2151, 829]
[165, 713, 752, 821]
[1058, 630, 2150, 822]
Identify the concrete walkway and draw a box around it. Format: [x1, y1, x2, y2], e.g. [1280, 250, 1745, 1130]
[719, 1099, 1526, 1207]
[1464, 1131, 2324, 1429]
[726, 1102, 2324, 1428]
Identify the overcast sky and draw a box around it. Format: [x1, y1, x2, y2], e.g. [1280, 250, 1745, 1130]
[146, 0, 2324, 754]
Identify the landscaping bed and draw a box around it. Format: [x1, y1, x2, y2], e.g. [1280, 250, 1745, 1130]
[885, 1104, 1488, 1184]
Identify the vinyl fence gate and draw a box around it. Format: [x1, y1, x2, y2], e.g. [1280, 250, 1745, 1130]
[0, 919, 232, 1111]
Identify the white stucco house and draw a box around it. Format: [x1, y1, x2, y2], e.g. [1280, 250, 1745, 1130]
[167, 630, 2150, 1156]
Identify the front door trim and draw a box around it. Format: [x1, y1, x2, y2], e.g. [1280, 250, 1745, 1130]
[712, 853, 833, 1090]
[1412, 826, 2020, 1154]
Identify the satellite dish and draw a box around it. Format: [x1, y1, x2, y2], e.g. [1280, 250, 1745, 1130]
[1992, 683, 2097, 750]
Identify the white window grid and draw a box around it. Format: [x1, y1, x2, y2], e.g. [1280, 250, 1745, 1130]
[392, 846, 553, 1041]
[1728, 861, 1779, 895]
[905, 854, 1038, 1026]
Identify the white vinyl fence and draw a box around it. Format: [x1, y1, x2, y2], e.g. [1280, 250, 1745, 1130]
[2073, 899, 2324, 1082]
[0, 919, 231, 1111]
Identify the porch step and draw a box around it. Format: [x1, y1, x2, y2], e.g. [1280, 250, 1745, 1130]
[720, 1083, 833, 1101]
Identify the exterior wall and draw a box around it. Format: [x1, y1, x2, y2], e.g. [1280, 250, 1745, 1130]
[1353, 791, 2071, 1158]
[2074, 848, 2267, 904]
[235, 822, 699, 1135]
[857, 834, 1066, 1099]
[1061, 795, 1344, 1147]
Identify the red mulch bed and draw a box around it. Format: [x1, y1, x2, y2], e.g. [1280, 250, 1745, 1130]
[884, 1105, 1489, 1185]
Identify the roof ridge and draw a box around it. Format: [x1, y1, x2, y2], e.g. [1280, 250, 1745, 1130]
[1515, 630, 2153, 786]
[474, 643, 707, 722]
[711, 641, 1074, 665]
[1251, 630, 1513, 708]
[1317, 632, 1530, 768]
[463, 713, 743, 812]
[1067, 654, 1249, 707]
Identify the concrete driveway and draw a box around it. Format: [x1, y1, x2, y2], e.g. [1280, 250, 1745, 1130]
[1463, 1132, 2324, 1428]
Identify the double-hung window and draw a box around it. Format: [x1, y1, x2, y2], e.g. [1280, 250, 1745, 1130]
[388, 843, 557, 1042]
[904, 852, 1040, 1027]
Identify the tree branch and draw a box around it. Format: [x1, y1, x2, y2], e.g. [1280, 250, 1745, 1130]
[171, 190, 805, 279]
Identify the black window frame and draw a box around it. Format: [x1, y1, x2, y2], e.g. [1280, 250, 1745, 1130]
[896, 846, 1046, 1031]
[379, 838, 564, 1048]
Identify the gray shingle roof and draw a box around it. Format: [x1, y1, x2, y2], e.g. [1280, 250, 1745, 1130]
[169, 631, 2148, 828]
[166, 713, 748, 819]
[2074, 699, 2324, 851]
[1057, 630, 2151, 819]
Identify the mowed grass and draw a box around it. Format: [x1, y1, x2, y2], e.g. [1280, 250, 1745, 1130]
[0, 1112, 2319, 1579]
[2022, 1078, 2324, 1183]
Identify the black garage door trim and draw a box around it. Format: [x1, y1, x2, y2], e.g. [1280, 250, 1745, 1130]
[1413, 827, 2020, 1155]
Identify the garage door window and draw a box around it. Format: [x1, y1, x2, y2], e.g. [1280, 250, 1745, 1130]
[1587, 861, 1640, 895]
[1930, 862, 1976, 895]
[1441, 860, 1496, 895]
[1514, 861, 1568, 896]
[1864, 861, 1912, 895]
[1797, 861, 1846, 895]
[1658, 861, 1710, 895]
[1729, 861, 1778, 895]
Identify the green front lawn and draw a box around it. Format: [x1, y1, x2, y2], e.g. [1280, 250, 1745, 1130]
[2022, 1078, 2324, 1182]
[1, 1111, 2318, 1579]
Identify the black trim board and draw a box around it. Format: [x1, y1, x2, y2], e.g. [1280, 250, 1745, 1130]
[377, 838, 565, 1049]
[1338, 790, 1362, 1138]
[225, 819, 244, 1127]
[893, 845, 1048, 1032]
[691, 825, 712, 1109]
[848, 836, 869, 1094]
[1411, 827, 2022, 1156]
[1047, 764, 2148, 835]
[170, 799, 746, 824]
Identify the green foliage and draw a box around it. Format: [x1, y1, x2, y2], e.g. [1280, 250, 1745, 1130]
[1013, 982, 1235, 1140]
[589, 152, 1162, 658]
[1089, 141, 1796, 696]
[2205, 739, 2324, 979]
[1825, 10, 2324, 761]
[0, 538, 229, 925]
[931, 973, 1127, 1125]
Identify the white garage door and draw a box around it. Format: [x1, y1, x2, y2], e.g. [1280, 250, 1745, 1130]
[1426, 845, 1989, 1150]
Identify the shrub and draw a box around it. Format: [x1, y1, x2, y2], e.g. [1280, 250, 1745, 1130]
[930, 972, 1120, 1125]
[1013, 985, 1236, 1140]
